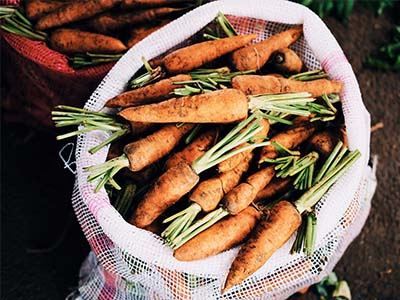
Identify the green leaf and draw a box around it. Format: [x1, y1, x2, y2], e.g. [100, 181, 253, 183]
[333, 280, 352, 300]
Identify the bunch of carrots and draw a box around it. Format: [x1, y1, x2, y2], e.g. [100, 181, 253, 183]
[52, 13, 360, 294]
[0, 0, 201, 68]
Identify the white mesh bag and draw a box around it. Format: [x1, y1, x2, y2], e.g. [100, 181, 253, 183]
[71, 0, 375, 299]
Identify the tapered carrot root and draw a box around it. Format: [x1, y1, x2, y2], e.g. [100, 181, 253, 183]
[174, 206, 262, 261]
[105, 74, 192, 108]
[25, 0, 66, 21]
[35, 0, 121, 30]
[306, 127, 348, 158]
[254, 177, 293, 203]
[218, 119, 270, 173]
[124, 123, 194, 172]
[189, 152, 253, 213]
[232, 75, 344, 98]
[259, 120, 319, 163]
[129, 162, 199, 228]
[49, 29, 127, 54]
[123, 0, 189, 8]
[223, 166, 275, 215]
[163, 34, 257, 74]
[267, 48, 304, 74]
[86, 7, 181, 34]
[231, 26, 303, 71]
[222, 200, 302, 293]
[164, 128, 218, 170]
[118, 89, 249, 124]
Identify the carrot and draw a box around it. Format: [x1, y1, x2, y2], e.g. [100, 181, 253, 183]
[190, 153, 253, 213]
[232, 74, 344, 98]
[123, 123, 194, 172]
[86, 7, 182, 34]
[231, 26, 303, 71]
[128, 114, 269, 228]
[266, 48, 304, 74]
[129, 161, 200, 228]
[126, 20, 170, 48]
[305, 127, 347, 158]
[221, 200, 302, 294]
[85, 123, 194, 192]
[35, 0, 121, 30]
[163, 34, 257, 74]
[164, 128, 218, 170]
[118, 88, 249, 124]
[222, 166, 275, 215]
[48, 29, 127, 54]
[258, 119, 320, 163]
[218, 119, 270, 173]
[25, 0, 66, 21]
[254, 177, 293, 203]
[122, 0, 189, 8]
[105, 74, 192, 108]
[174, 206, 262, 261]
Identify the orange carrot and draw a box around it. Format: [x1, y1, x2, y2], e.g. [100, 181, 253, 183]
[254, 177, 293, 203]
[218, 119, 270, 173]
[222, 166, 275, 215]
[164, 128, 218, 170]
[174, 206, 262, 261]
[189, 152, 253, 213]
[118, 88, 249, 124]
[232, 74, 344, 98]
[126, 20, 170, 48]
[25, 0, 67, 21]
[305, 127, 347, 158]
[86, 7, 182, 34]
[35, 0, 121, 30]
[222, 200, 302, 293]
[231, 26, 303, 71]
[124, 123, 194, 172]
[129, 161, 200, 228]
[122, 0, 189, 8]
[105, 74, 192, 108]
[48, 29, 127, 54]
[266, 48, 304, 74]
[258, 119, 320, 163]
[163, 34, 257, 74]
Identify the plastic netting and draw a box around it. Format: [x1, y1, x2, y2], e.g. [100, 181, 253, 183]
[70, 0, 373, 299]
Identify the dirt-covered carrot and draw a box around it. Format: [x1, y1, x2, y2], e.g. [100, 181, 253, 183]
[231, 26, 303, 71]
[232, 75, 344, 98]
[25, 0, 66, 21]
[254, 177, 293, 203]
[218, 119, 270, 173]
[126, 20, 170, 48]
[259, 119, 320, 163]
[266, 48, 304, 74]
[164, 128, 218, 170]
[222, 147, 361, 293]
[85, 123, 194, 192]
[105, 74, 192, 108]
[49, 29, 127, 54]
[86, 7, 181, 34]
[128, 114, 270, 228]
[118, 88, 249, 124]
[35, 0, 121, 30]
[305, 127, 347, 158]
[174, 206, 262, 261]
[222, 200, 301, 293]
[162, 152, 253, 243]
[163, 34, 257, 74]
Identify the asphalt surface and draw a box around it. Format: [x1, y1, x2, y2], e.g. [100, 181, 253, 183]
[1, 4, 399, 300]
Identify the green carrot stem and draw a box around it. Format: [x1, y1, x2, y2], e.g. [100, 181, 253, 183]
[185, 124, 203, 144]
[324, 147, 348, 177]
[304, 212, 317, 255]
[288, 70, 328, 81]
[216, 12, 238, 37]
[89, 128, 130, 154]
[114, 182, 137, 218]
[321, 93, 338, 113]
[314, 141, 343, 183]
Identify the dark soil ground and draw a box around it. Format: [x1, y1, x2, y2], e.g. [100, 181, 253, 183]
[1, 4, 399, 300]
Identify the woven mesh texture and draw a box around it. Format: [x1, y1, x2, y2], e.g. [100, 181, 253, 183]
[0, 0, 113, 127]
[70, 0, 373, 299]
